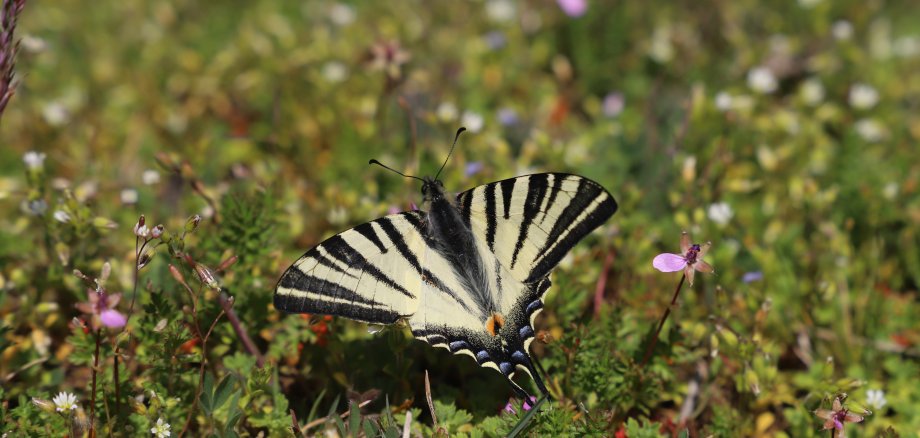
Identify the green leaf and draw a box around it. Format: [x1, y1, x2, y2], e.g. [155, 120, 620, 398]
[306, 388, 327, 424]
[201, 373, 215, 415]
[348, 401, 360, 437]
[213, 375, 235, 411]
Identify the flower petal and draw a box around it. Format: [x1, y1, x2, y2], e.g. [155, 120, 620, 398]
[652, 253, 687, 272]
[697, 241, 712, 259]
[680, 232, 691, 254]
[100, 309, 127, 328]
[694, 260, 715, 274]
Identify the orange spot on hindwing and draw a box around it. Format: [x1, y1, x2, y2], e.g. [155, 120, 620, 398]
[485, 313, 506, 336]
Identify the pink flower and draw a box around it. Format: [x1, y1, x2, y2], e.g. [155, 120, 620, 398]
[814, 396, 868, 436]
[557, 0, 587, 17]
[503, 396, 537, 414]
[652, 231, 714, 285]
[76, 289, 126, 330]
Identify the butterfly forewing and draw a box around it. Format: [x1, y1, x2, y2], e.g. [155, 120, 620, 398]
[457, 173, 618, 284]
[275, 211, 427, 324]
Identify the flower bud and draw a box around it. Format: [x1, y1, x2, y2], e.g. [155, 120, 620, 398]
[185, 214, 201, 233]
[150, 224, 165, 239]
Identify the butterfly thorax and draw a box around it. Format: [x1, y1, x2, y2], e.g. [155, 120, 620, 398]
[422, 177, 497, 320]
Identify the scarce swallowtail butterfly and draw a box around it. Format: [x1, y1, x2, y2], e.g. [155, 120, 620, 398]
[274, 130, 617, 398]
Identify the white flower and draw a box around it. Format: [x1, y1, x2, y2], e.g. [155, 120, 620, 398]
[866, 389, 887, 410]
[121, 189, 139, 204]
[23, 151, 47, 170]
[714, 92, 733, 111]
[52, 392, 78, 412]
[800, 78, 825, 105]
[142, 170, 161, 185]
[883, 182, 898, 200]
[461, 111, 484, 133]
[893, 36, 920, 58]
[328, 3, 355, 26]
[436, 102, 458, 122]
[151, 417, 171, 437]
[20, 35, 48, 53]
[486, 0, 515, 23]
[832, 20, 854, 41]
[42, 102, 70, 126]
[707, 202, 734, 226]
[797, 0, 822, 8]
[855, 118, 886, 142]
[321, 61, 348, 83]
[849, 83, 879, 109]
[53, 210, 72, 223]
[747, 67, 777, 94]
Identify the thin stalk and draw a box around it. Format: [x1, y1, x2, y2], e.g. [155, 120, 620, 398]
[178, 308, 226, 438]
[640, 273, 686, 367]
[218, 292, 264, 367]
[89, 329, 101, 438]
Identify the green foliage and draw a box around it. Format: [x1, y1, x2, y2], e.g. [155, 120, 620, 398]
[2, 0, 919, 436]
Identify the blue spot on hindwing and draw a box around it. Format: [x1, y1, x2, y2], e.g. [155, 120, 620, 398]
[519, 325, 534, 338]
[511, 350, 527, 363]
[449, 340, 469, 352]
[499, 362, 514, 375]
[526, 300, 543, 314]
[476, 350, 489, 362]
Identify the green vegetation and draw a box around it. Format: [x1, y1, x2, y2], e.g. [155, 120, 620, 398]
[2, 0, 918, 436]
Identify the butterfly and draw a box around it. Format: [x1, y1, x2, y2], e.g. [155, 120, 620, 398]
[274, 130, 618, 398]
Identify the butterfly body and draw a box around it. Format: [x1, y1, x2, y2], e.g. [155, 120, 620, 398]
[275, 172, 617, 398]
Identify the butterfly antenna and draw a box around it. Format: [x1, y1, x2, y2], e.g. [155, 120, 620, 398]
[368, 159, 426, 183]
[434, 126, 466, 181]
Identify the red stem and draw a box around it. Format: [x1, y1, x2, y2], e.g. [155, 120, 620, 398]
[640, 273, 686, 367]
[89, 329, 101, 438]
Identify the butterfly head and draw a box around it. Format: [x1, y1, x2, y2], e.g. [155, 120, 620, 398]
[421, 176, 446, 203]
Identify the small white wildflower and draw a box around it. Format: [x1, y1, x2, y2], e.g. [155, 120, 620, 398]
[42, 102, 70, 126]
[747, 66, 778, 94]
[52, 392, 78, 412]
[800, 78, 825, 105]
[461, 111, 484, 133]
[883, 182, 898, 200]
[832, 20, 854, 41]
[53, 210, 72, 223]
[714, 92, 733, 111]
[849, 83, 879, 109]
[707, 202, 734, 226]
[23, 151, 47, 170]
[649, 26, 674, 63]
[893, 36, 920, 58]
[797, 0, 822, 8]
[328, 3, 355, 26]
[321, 61, 348, 83]
[436, 102, 458, 122]
[20, 35, 48, 53]
[854, 118, 886, 142]
[866, 389, 887, 410]
[151, 417, 171, 437]
[486, 0, 515, 23]
[134, 216, 149, 238]
[121, 189, 139, 205]
[142, 170, 161, 185]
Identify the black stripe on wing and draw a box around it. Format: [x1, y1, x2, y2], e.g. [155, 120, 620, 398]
[457, 173, 617, 284]
[274, 212, 427, 325]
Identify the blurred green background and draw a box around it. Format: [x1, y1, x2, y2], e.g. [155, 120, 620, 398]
[2, 0, 919, 436]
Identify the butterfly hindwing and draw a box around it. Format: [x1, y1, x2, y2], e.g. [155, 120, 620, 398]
[274, 211, 428, 324]
[457, 173, 618, 284]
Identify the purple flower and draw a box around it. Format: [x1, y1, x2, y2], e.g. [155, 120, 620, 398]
[602, 92, 625, 117]
[557, 0, 587, 17]
[503, 396, 537, 414]
[465, 162, 484, 177]
[742, 271, 763, 283]
[497, 107, 519, 126]
[814, 397, 868, 435]
[652, 231, 714, 285]
[76, 290, 126, 330]
[484, 31, 507, 50]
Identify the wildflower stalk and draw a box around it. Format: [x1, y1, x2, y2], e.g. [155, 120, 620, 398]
[219, 292, 265, 367]
[89, 329, 101, 438]
[640, 273, 686, 367]
[179, 306, 226, 438]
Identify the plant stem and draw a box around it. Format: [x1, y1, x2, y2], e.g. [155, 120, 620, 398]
[218, 292, 265, 367]
[179, 308, 226, 438]
[89, 329, 101, 438]
[640, 273, 686, 367]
